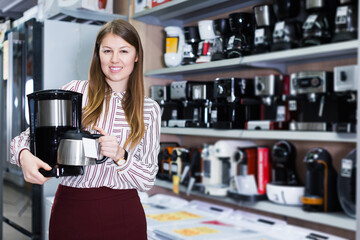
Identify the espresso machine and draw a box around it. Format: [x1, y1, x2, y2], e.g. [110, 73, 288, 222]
[246, 74, 290, 130]
[182, 26, 201, 65]
[271, 0, 303, 51]
[253, 4, 276, 53]
[302, 148, 340, 212]
[332, 0, 358, 42]
[28, 90, 83, 177]
[302, 0, 337, 46]
[196, 20, 217, 63]
[227, 12, 255, 58]
[211, 77, 259, 129]
[164, 26, 185, 67]
[212, 18, 231, 61]
[337, 149, 356, 218]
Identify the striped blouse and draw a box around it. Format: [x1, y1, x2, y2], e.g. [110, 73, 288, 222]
[10, 80, 161, 192]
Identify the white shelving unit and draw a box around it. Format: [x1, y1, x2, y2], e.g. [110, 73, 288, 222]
[133, 0, 360, 238]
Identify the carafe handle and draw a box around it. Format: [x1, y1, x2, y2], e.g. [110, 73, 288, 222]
[92, 134, 109, 164]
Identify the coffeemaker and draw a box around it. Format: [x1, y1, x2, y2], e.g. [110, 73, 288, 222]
[253, 4, 276, 53]
[211, 77, 259, 129]
[211, 18, 231, 61]
[196, 20, 217, 63]
[245, 74, 290, 130]
[271, 0, 303, 51]
[302, 147, 340, 212]
[28, 89, 84, 177]
[227, 12, 255, 58]
[302, 0, 337, 46]
[182, 26, 201, 65]
[164, 26, 185, 67]
[332, 0, 358, 42]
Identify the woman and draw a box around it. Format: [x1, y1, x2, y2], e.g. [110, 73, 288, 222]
[10, 19, 161, 240]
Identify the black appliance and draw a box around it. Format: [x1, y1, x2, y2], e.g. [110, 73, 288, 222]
[211, 77, 259, 129]
[271, 0, 303, 51]
[302, 0, 337, 46]
[227, 12, 255, 58]
[337, 149, 356, 219]
[28, 90, 84, 177]
[253, 4, 276, 53]
[212, 18, 231, 61]
[302, 148, 340, 212]
[332, 0, 358, 42]
[182, 26, 201, 65]
[271, 140, 299, 185]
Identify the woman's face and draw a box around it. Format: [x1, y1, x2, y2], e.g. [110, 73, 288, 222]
[99, 33, 138, 91]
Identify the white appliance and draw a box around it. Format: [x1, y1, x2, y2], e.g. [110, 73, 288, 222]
[164, 26, 184, 67]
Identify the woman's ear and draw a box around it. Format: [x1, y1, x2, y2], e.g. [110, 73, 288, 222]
[135, 54, 138, 62]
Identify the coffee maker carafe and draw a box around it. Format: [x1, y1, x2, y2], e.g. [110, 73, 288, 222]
[332, 0, 358, 42]
[302, 148, 340, 212]
[28, 89, 103, 177]
[253, 4, 276, 53]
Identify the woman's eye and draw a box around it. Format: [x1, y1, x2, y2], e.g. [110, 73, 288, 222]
[103, 49, 111, 53]
[120, 50, 128, 54]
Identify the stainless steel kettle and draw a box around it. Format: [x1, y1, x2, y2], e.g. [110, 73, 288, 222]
[57, 130, 108, 166]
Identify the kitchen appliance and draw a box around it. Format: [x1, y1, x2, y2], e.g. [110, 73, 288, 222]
[157, 142, 179, 180]
[337, 149, 356, 218]
[227, 12, 255, 58]
[212, 18, 231, 61]
[302, 148, 340, 212]
[271, 0, 303, 51]
[253, 4, 276, 53]
[196, 20, 217, 63]
[302, 0, 337, 46]
[1, 18, 101, 240]
[332, 0, 358, 42]
[182, 26, 201, 65]
[246, 74, 290, 130]
[135, 0, 151, 13]
[150, 84, 177, 127]
[164, 26, 185, 67]
[211, 77, 259, 129]
[333, 65, 357, 132]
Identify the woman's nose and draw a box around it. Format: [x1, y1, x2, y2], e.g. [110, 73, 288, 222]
[111, 52, 119, 62]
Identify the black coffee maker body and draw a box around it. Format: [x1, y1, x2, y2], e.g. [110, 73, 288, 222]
[212, 18, 231, 61]
[332, 0, 358, 42]
[302, 148, 340, 212]
[253, 4, 276, 53]
[28, 89, 84, 177]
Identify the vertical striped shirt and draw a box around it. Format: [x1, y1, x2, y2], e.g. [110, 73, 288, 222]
[10, 80, 161, 192]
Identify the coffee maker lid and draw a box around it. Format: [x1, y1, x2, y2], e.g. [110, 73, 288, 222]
[27, 89, 82, 100]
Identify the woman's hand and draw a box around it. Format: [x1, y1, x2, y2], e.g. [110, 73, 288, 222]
[94, 126, 125, 161]
[20, 149, 52, 185]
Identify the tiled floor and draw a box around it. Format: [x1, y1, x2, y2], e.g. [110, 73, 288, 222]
[3, 182, 32, 240]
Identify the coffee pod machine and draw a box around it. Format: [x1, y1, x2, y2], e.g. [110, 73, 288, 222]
[211, 77, 259, 129]
[196, 20, 217, 63]
[28, 89, 107, 178]
[302, 147, 340, 212]
[246, 74, 290, 130]
[337, 149, 356, 219]
[333, 65, 357, 133]
[253, 4, 276, 53]
[227, 12, 255, 58]
[332, 0, 358, 42]
[302, 0, 337, 46]
[182, 26, 201, 65]
[271, 0, 303, 51]
[212, 18, 231, 61]
[164, 26, 185, 67]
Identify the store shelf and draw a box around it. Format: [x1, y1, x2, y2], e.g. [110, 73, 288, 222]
[145, 40, 359, 78]
[161, 127, 357, 143]
[154, 179, 356, 231]
[133, 0, 264, 26]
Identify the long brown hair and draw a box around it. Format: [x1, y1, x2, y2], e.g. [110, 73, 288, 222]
[83, 19, 145, 150]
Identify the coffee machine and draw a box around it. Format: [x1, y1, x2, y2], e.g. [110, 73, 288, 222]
[164, 26, 185, 67]
[332, 0, 358, 42]
[227, 12, 255, 58]
[302, 147, 340, 212]
[211, 77, 259, 129]
[337, 149, 356, 219]
[212, 18, 231, 61]
[271, 0, 303, 51]
[302, 0, 337, 46]
[253, 4, 276, 53]
[196, 20, 217, 63]
[28, 90, 83, 177]
[182, 26, 201, 65]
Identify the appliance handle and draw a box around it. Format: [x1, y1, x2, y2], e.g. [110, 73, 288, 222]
[91, 134, 109, 164]
[5, 32, 14, 164]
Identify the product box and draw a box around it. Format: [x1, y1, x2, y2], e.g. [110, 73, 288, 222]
[152, 0, 172, 8]
[257, 146, 271, 194]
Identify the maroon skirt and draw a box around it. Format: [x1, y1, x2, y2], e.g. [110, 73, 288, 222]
[49, 185, 147, 240]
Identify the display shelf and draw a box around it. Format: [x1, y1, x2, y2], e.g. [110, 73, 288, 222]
[133, 0, 265, 26]
[161, 127, 357, 143]
[145, 40, 359, 78]
[154, 179, 356, 231]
